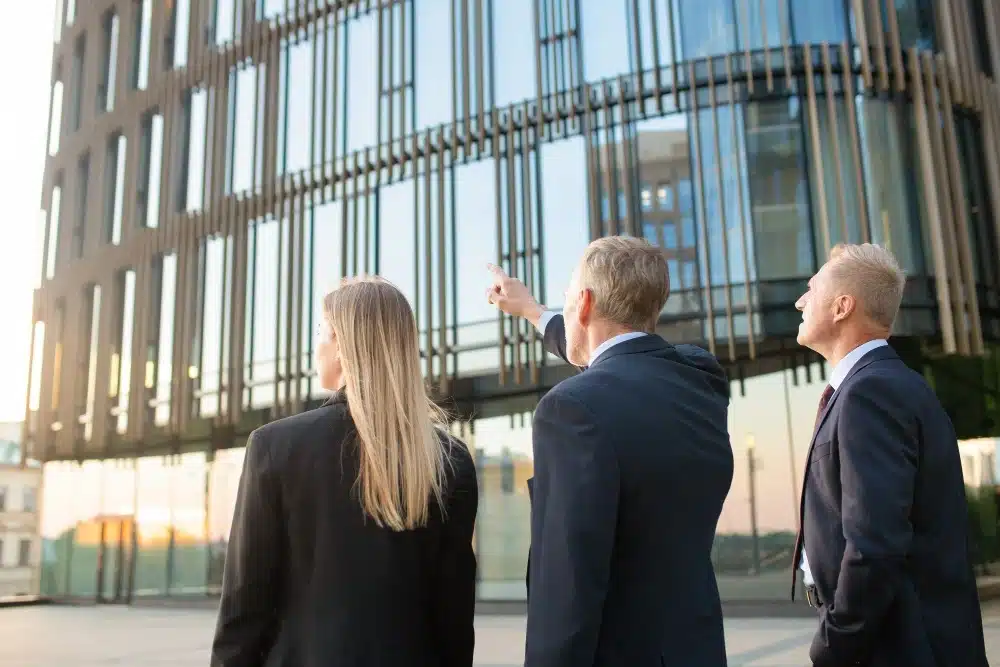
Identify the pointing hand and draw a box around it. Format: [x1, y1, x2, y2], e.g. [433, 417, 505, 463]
[485, 263, 545, 326]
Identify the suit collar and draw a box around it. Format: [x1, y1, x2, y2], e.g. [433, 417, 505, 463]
[589, 333, 672, 368]
[812, 343, 898, 438]
[829, 339, 888, 390]
[322, 389, 348, 407]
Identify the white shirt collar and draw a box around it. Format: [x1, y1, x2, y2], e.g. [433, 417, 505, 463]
[590, 331, 648, 366]
[829, 339, 888, 391]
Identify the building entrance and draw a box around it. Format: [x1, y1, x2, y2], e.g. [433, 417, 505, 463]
[96, 515, 134, 604]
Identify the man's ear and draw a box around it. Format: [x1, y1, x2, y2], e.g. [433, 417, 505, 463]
[577, 288, 594, 325]
[832, 294, 856, 323]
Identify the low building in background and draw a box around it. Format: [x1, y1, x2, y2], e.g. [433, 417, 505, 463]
[960, 438, 1000, 490]
[0, 422, 42, 598]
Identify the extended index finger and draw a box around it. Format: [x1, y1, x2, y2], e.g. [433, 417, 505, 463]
[487, 263, 508, 281]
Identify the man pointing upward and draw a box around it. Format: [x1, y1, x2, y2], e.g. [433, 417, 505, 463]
[487, 236, 734, 667]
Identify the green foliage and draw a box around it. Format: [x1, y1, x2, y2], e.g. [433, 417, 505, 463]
[966, 486, 1000, 567]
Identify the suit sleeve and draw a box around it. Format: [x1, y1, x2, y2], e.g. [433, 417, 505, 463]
[809, 376, 917, 667]
[538, 312, 578, 367]
[432, 443, 479, 667]
[211, 431, 284, 667]
[525, 390, 619, 667]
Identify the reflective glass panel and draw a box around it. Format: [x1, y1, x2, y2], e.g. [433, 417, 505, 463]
[135, 0, 152, 90]
[66, 461, 102, 596]
[173, 0, 191, 68]
[450, 160, 497, 374]
[185, 90, 209, 212]
[745, 99, 813, 280]
[789, 0, 848, 44]
[346, 15, 377, 153]
[857, 99, 923, 275]
[169, 453, 209, 594]
[48, 81, 63, 157]
[415, 0, 452, 130]
[228, 65, 261, 194]
[154, 254, 177, 426]
[107, 135, 127, 244]
[133, 457, 170, 595]
[39, 462, 78, 595]
[207, 447, 246, 591]
[278, 37, 314, 175]
[581, 0, 630, 82]
[45, 185, 62, 280]
[491, 0, 536, 107]
[473, 411, 533, 600]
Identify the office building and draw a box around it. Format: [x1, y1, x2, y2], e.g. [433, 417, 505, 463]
[0, 424, 42, 598]
[27, 0, 1000, 603]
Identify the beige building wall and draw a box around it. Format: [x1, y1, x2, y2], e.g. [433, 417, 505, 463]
[0, 464, 43, 597]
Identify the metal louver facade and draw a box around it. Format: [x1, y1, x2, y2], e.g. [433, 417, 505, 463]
[26, 0, 1000, 603]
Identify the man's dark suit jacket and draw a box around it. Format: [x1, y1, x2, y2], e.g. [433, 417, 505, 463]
[525, 314, 734, 667]
[211, 391, 479, 667]
[798, 344, 988, 667]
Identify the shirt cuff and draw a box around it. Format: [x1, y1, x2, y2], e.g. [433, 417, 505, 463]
[536, 310, 555, 335]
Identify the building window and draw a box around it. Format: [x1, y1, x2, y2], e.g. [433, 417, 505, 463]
[99, 11, 120, 113]
[215, 0, 242, 46]
[226, 64, 262, 194]
[170, 0, 191, 69]
[111, 270, 137, 435]
[44, 182, 63, 280]
[48, 79, 64, 156]
[640, 184, 653, 212]
[22, 488, 37, 513]
[0, 486, 6, 511]
[277, 37, 314, 176]
[18, 539, 31, 567]
[148, 254, 177, 427]
[138, 111, 164, 228]
[53, 0, 66, 42]
[132, 0, 153, 90]
[70, 36, 85, 132]
[657, 183, 672, 210]
[259, 0, 283, 20]
[106, 134, 127, 245]
[78, 285, 102, 443]
[180, 89, 209, 212]
[73, 154, 90, 258]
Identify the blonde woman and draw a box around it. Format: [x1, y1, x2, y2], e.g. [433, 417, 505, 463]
[211, 277, 478, 667]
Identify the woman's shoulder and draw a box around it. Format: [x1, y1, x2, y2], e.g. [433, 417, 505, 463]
[435, 430, 477, 485]
[252, 396, 352, 447]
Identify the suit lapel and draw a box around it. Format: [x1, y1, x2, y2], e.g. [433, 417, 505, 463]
[795, 344, 897, 535]
[807, 345, 897, 450]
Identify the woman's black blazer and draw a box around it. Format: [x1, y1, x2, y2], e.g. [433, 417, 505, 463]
[210, 391, 479, 667]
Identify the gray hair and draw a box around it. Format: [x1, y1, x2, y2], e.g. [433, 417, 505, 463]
[826, 243, 906, 330]
[577, 236, 670, 332]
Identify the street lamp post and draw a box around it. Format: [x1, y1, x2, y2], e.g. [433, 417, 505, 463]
[747, 434, 761, 576]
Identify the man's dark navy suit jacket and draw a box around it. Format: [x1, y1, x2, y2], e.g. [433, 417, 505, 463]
[799, 344, 988, 667]
[524, 314, 734, 667]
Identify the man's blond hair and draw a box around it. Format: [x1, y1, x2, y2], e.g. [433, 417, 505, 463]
[577, 236, 670, 332]
[826, 243, 906, 330]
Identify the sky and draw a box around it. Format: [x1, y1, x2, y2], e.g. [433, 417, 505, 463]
[0, 0, 56, 423]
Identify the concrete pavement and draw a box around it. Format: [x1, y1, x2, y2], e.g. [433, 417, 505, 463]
[3, 604, 1000, 666]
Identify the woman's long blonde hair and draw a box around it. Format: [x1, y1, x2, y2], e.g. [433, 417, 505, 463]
[323, 277, 449, 531]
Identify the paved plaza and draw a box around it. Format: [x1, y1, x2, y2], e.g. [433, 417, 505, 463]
[3, 603, 1000, 666]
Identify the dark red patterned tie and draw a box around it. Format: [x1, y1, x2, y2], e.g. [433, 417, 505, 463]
[814, 384, 834, 432]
